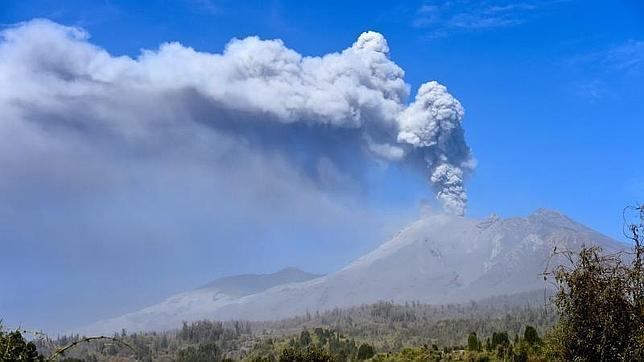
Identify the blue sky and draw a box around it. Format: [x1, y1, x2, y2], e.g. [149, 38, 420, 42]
[1, 0, 643, 333]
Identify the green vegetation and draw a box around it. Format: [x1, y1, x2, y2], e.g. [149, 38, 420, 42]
[542, 205, 644, 361]
[0, 325, 44, 361]
[356, 343, 375, 360]
[176, 342, 222, 362]
[16, 304, 554, 361]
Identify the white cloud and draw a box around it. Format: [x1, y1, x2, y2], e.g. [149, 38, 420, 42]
[602, 40, 644, 75]
[413, 1, 559, 37]
[567, 40, 644, 100]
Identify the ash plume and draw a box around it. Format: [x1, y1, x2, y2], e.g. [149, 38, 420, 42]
[397, 81, 472, 215]
[0, 20, 473, 214]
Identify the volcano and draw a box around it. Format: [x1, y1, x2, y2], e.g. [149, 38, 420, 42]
[85, 209, 625, 333]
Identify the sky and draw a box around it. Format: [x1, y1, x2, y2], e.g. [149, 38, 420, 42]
[0, 0, 643, 333]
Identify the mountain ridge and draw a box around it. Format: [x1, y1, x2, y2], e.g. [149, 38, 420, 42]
[84, 209, 627, 334]
[198, 267, 322, 298]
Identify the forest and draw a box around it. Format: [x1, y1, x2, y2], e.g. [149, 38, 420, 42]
[4, 299, 556, 361]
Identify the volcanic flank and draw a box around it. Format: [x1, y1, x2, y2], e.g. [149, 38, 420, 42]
[85, 209, 625, 334]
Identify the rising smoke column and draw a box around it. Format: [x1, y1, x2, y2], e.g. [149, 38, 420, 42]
[397, 82, 472, 215]
[0, 20, 474, 215]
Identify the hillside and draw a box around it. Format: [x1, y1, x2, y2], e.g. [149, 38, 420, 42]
[85, 209, 625, 334]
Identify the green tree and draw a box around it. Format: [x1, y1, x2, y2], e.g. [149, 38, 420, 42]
[356, 343, 375, 360]
[0, 327, 44, 361]
[547, 205, 644, 361]
[299, 329, 311, 347]
[467, 332, 479, 351]
[523, 325, 540, 346]
[176, 342, 221, 362]
[279, 345, 331, 362]
[490, 332, 509, 349]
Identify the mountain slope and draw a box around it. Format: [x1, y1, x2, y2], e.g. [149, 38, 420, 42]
[198, 267, 322, 298]
[85, 267, 321, 333]
[86, 209, 626, 333]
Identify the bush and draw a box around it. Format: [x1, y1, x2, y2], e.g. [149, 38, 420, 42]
[357, 343, 375, 360]
[547, 206, 644, 361]
[176, 342, 221, 362]
[279, 345, 332, 362]
[0, 327, 44, 361]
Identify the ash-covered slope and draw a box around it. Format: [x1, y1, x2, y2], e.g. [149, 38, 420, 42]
[84, 267, 320, 334]
[199, 267, 321, 298]
[86, 209, 625, 333]
[212, 209, 623, 320]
